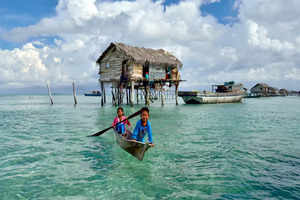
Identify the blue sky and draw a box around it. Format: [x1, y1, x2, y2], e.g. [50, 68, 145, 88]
[0, 0, 58, 49]
[0, 0, 57, 29]
[0, 0, 239, 50]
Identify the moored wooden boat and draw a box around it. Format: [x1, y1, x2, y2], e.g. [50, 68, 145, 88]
[179, 91, 243, 104]
[84, 90, 101, 96]
[179, 81, 246, 104]
[114, 129, 151, 161]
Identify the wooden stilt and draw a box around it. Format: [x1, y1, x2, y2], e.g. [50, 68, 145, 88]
[112, 88, 115, 106]
[46, 81, 54, 105]
[114, 88, 117, 106]
[116, 88, 118, 106]
[130, 80, 135, 106]
[136, 87, 139, 104]
[120, 87, 123, 105]
[145, 86, 150, 105]
[144, 87, 147, 105]
[175, 82, 179, 105]
[72, 81, 78, 105]
[117, 87, 120, 106]
[101, 81, 104, 107]
[161, 84, 164, 106]
[118, 83, 121, 105]
[126, 89, 129, 105]
[103, 83, 106, 104]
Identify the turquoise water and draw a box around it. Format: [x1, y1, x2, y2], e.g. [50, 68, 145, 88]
[0, 95, 299, 199]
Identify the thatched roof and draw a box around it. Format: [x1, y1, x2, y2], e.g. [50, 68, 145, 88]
[96, 42, 183, 68]
[279, 88, 288, 92]
[252, 83, 270, 88]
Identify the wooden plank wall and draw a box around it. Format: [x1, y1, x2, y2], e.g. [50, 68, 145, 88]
[99, 48, 125, 81]
[130, 63, 143, 80]
[149, 64, 165, 80]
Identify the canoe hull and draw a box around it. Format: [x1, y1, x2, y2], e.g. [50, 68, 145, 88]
[182, 95, 243, 104]
[84, 94, 101, 96]
[179, 91, 243, 104]
[114, 130, 151, 161]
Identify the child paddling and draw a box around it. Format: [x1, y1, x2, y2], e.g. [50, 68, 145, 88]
[131, 107, 155, 147]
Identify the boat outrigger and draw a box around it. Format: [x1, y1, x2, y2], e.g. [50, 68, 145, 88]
[114, 129, 151, 161]
[179, 81, 246, 104]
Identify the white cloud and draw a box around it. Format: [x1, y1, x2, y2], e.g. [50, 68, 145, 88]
[0, 43, 48, 87]
[0, 0, 300, 91]
[56, 0, 98, 25]
[247, 20, 294, 52]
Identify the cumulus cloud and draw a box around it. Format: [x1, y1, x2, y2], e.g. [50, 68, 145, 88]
[0, 0, 300, 91]
[0, 43, 47, 87]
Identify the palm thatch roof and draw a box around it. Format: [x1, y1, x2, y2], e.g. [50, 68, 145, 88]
[96, 42, 183, 68]
[252, 83, 270, 88]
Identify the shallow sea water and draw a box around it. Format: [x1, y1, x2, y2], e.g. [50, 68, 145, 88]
[0, 95, 299, 199]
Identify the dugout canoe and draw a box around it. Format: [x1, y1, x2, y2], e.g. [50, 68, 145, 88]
[114, 129, 151, 161]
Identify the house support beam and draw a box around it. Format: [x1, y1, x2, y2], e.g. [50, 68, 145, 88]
[136, 87, 139, 104]
[175, 82, 179, 105]
[130, 80, 135, 106]
[101, 81, 104, 107]
[160, 83, 164, 106]
[103, 83, 106, 104]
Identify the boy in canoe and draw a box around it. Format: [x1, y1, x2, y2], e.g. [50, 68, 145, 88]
[112, 107, 131, 135]
[131, 107, 155, 147]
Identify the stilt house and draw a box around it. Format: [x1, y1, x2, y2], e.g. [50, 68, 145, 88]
[96, 42, 183, 106]
[250, 83, 279, 96]
[279, 88, 288, 96]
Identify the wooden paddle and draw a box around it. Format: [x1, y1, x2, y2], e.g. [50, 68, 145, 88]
[87, 109, 142, 137]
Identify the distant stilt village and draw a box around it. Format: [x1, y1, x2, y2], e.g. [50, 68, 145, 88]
[46, 42, 300, 105]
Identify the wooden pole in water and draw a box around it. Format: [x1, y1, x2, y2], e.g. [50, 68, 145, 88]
[126, 88, 129, 105]
[112, 87, 116, 106]
[144, 86, 147, 105]
[115, 88, 118, 106]
[111, 88, 114, 105]
[46, 81, 54, 105]
[136, 87, 139, 104]
[175, 82, 179, 105]
[117, 87, 120, 106]
[101, 81, 104, 107]
[103, 83, 106, 104]
[120, 87, 122, 105]
[130, 80, 135, 106]
[72, 81, 78, 105]
[161, 83, 164, 106]
[146, 86, 150, 105]
[120, 87, 123, 105]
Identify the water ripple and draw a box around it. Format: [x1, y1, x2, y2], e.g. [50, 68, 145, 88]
[0, 96, 300, 199]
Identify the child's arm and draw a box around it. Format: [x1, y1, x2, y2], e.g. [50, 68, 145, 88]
[124, 116, 131, 127]
[112, 117, 118, 127]
[131, 121, 139, 140]
[126, 120, 132, 127]
[147, 122, 154, 146]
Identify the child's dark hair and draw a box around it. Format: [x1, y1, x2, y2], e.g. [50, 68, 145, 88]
[141, 107, 149, 114]
[117, 107, 124, 112]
